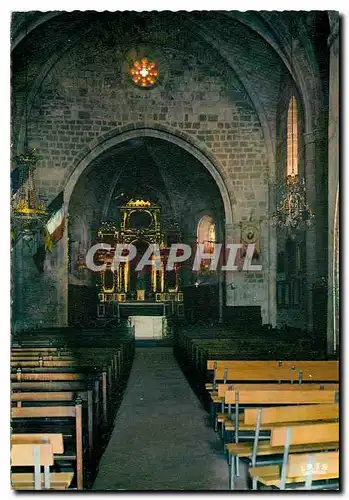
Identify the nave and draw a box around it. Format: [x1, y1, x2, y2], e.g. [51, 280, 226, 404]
[93, 347, 230, 491]
[11, 322, 339, 491]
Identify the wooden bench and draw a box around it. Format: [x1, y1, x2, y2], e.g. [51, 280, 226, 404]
[11, 436, 74, 490]
[11, 347, 125, 404]
[212, 382, 338, 406]
[12, 390, 96, 462]
[223, 388, 338, 431]
[11, 331, 135, 489]
[206, 361, 338, 428]
[207, 360, 339, 372]
[11, 358, 117, 403]
[208, 361, 339, 390]
[11, 402, 84, 489]
[226, 406, 339, 490]
[250, 424, 339, 491]
[249, 450, 339, 490]
[212, 383, 339, 433]
[11, 371, 110, 426]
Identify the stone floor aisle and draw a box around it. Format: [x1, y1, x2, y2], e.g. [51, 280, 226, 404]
[92, 347, 231, 491]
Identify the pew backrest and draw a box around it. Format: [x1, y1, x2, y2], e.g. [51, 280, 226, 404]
[217, 383, 339, 398]
[207, 360, 338, 372]
[210, 361, 339, 383]
[224, 389, 338, 406]
[11, 372, 89, 382]
[270, 422, 339, 447]
[11, 443, 53, 466]
[287, 451, 339, 479]
[11, 434, 64, 454]
[12, 381, 92, 391]
[244, 403, 339, 425]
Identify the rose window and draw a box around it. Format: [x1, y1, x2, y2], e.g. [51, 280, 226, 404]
[130, 58, 159, 88]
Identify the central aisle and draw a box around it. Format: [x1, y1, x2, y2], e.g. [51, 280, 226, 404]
[92, 347, 230, 491]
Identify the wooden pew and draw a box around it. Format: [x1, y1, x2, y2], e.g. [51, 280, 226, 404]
[208, 361, 339, 390]
[224, 388, 338, 419]
[249, 425, 339, 490]
[11, 343, 130, 429]
[209, 364, 338, 429]
[11, 359, 116, 405]
[11, 441, 74, 490]
[11, 391, 95, 462]
[12, 433, 65, 454]
[212, 383, 339, 433]
[11, 372, 109, 427]
[11, 403, 84, 489]
[11, 331, 135, 490]
[11, 347, 124, 406]
[11, 433, 75, 490]
[226, 404, 339, 490]
[250, 451, 339, 490]
[217, 383, 339, 399]
[207, 360, 339, 372]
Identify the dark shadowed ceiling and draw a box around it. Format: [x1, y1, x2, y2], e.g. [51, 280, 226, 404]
[80, 136, 224, 237]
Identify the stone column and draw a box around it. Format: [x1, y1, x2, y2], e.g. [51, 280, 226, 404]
[57, 225, 69, 327]
[327, 15, 339, 355]
[303, 130, 319, 333]
[266, 218, 277, 327]
[223, 222, 236, 308]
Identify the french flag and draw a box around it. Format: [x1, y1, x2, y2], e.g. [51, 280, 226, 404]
[46, 191, 65, 245]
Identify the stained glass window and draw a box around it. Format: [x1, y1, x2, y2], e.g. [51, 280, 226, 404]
[130, 58, 159, 88]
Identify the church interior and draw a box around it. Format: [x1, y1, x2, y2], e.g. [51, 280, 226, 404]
[10, 10, 339, 491]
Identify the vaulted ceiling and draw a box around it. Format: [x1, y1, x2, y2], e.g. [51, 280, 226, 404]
[11, 10, 330, 153]
[77, 136, 224, 236]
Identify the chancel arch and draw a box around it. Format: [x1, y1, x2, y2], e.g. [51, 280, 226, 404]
[66, 133, 227, 324]
[63, 127, 233, 227]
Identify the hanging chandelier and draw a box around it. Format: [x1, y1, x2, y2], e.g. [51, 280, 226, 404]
[272, 29, 314, 232]
[272, 174, 314, 230]
[11, 14, 48, 242]
[11, 148, 48, 241]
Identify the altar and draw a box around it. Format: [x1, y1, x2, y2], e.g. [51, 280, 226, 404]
[94, 199, 184, 318]
[129, 316, 165, 339]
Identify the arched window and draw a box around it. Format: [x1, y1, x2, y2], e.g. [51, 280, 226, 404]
[197, 215, 215, 253]
[287, 96, 298, 178]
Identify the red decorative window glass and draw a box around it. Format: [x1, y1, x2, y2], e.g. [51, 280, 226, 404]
[130, 58, 159, 88]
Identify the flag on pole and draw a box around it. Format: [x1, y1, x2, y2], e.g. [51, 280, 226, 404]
[45, 191, 65, 251]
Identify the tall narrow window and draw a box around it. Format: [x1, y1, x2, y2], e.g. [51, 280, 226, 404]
[197, 215, 216, 275]
[287, 96, 298, 177]
[197, 215, 215, 253]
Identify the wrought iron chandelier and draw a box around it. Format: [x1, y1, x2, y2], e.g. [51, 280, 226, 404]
[11, 15, 48, 242]
[272, 31, 314, 231]
[11, 149, 48, 241]
[272, 174, 314, 230]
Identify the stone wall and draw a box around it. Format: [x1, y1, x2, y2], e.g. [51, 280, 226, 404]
[11, 27, 275, 329]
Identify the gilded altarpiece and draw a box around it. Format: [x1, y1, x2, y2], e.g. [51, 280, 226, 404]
[95, 200, 183, 307]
